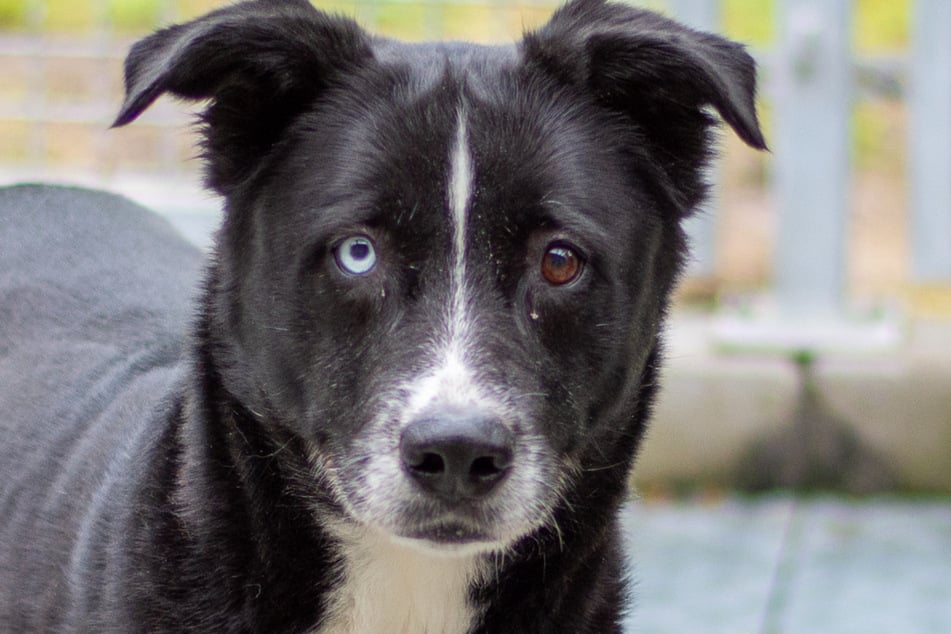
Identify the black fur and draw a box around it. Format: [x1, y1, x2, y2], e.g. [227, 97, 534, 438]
[0, 0, 764, 631]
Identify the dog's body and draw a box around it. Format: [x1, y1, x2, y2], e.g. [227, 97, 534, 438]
[0, 0, 764, 631]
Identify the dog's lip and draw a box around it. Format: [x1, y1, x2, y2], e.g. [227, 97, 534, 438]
[399, 520, 494, 545]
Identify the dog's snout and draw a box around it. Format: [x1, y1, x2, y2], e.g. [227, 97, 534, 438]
[400, 413, 514, 501]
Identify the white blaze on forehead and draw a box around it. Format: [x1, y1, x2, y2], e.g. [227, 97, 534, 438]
[447, 108, 473, 346]
[402, 107, 484, 417]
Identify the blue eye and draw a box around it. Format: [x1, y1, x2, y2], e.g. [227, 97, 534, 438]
[335, 235, 377, 275]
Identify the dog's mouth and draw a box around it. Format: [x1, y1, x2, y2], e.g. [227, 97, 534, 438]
[319, 407, 561, 555]
[397, 519, 496, 548]
[327, 453, 555, 555]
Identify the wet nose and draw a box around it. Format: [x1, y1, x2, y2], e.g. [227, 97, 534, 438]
[399, 412, 514, 501]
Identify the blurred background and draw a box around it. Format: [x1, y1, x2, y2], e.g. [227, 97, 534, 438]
[2, 2, 949, 630]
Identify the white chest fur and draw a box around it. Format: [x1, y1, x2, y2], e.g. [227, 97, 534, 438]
[321, 529, 482, 634]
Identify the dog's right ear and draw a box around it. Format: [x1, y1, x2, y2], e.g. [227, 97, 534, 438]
[522, 0, 766, 216]
[113, 0, 372, 194]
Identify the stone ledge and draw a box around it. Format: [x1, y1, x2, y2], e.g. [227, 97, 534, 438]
[635, 316, 951, 493]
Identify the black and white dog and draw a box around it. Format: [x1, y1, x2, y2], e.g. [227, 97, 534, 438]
[0, 0, 764, 630]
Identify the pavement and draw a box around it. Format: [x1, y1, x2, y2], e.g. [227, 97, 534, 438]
[621, 495, 951, 634]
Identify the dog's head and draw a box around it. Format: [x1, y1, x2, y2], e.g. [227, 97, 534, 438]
[116, 0, 764, 554]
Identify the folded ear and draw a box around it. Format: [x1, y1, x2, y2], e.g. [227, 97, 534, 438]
[522, 0, 766, 213]
[113, 0, 372, 194]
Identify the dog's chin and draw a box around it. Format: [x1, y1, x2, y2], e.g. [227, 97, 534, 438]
[389, 523, 508, 557]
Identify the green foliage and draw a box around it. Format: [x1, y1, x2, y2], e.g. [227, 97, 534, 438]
[721, 0, 774, 46]
[368, 3, 432, 40]
[0, 0, 163, 31]
[0, 0, 27, 29]
[854, 0, 910, 52]
[42, 0, 96, 31]
[0, 0, 915, 53]
[107, 0, 162, 32]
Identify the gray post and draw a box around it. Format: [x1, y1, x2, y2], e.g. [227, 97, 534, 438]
[668, 0, 720, 278]
[773, 0, 851, 316]
[910, 0, 951, 281]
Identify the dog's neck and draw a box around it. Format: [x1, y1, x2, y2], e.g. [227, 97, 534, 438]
[319, 525, 485, 634]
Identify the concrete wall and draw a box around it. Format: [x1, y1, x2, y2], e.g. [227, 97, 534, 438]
[634, 317, 951, 493]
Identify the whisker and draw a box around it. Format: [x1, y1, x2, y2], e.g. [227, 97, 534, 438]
[582, 461, 626, 472]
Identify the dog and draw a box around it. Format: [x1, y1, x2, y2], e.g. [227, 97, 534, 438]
[0, 0, 765, 631]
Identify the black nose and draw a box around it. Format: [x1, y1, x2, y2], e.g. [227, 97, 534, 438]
[400, 413, 514, 501]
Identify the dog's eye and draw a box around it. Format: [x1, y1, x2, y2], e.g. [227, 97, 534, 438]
[541, 243, 582, 286]
[335, 235, 377, 275]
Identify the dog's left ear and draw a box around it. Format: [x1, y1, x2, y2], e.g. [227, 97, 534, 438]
[523, 0, 767, 214]
[113, 0, 372, 194]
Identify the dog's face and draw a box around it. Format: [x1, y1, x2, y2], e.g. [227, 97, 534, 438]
[117, 0, 763, 554]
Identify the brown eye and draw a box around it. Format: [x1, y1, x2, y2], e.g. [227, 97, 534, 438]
[541, 244, 582, 285]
